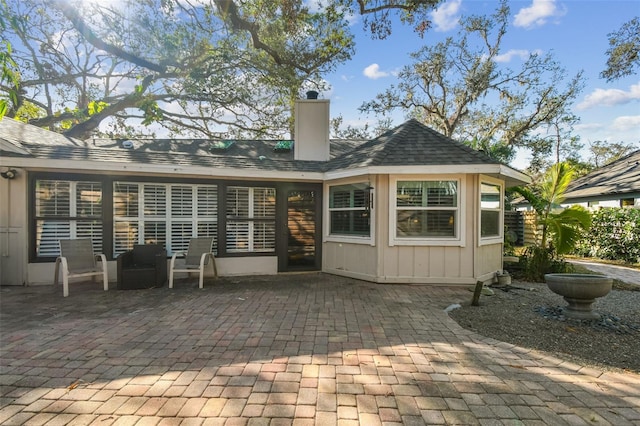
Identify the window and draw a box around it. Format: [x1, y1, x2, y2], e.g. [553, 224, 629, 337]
[226, 186, 276, 253]
[480, 182, 502, 239]
[329, 183, 370, 236]
[395, 180, 459, 239]
[113, 182, 218, 256]
[34, 179, 103, 257]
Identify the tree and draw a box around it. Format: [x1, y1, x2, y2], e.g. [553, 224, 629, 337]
[514, 163, 591, 281]
[601, 17, 640, 82]
[360, 1, 585, 165]
[587, 140, 638, 168]
[0, 0, 443, 139]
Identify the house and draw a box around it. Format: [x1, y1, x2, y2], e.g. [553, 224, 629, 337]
[0, 95, 530, 287]
[562, 150, 640, 209]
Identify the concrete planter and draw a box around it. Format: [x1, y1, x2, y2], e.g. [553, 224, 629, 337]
[545, 273, 613, 320]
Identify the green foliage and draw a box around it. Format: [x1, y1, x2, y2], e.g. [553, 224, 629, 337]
[573, 208, 640, 264]
[359, 0, 584, 168]
[514, 163, 591, 255]
[517, 246, 574, 282]
[601, 17, 640, 81]
[513, 163, 591, 281]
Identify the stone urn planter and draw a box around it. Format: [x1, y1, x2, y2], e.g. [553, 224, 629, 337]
[544, 273, 613, 320]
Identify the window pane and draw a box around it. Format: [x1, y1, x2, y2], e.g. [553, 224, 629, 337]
[227, 187, 249, 217]
[36, 180, 70, 217]
[329, 183, 371, 237]
[397, 210, 456, 237]
[144, 185, 166, 216]
[329, 184, 368, 208]
[114, 221, 138, 255]
[481, 210, 500, 237]
[481, 183, 501, 209]
[171, 185, 193, 217]
[330, 211, 370, 236]
[143, 221, 166, 246]
[253, 188, 276, 218]
[253, 222, 275, 251]
[76, 182, 102, 217]
[36, 220, 70, 256]
[114, 183, 138, 217]
[227, 221, 249, 252]
[197, 186, 218, 218]
[170, 222, 193, 253]
[397, 181, 457, 207]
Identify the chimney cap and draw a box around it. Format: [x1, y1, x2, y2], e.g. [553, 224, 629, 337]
[305, 90, 319, 100]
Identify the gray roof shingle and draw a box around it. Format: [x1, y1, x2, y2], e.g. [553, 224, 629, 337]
[564, 150, 640, 201]
[1, 117, 513, 175]
[326, 119, 498, 170]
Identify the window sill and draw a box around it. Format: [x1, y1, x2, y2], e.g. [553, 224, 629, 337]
[325, 235, 374, 246]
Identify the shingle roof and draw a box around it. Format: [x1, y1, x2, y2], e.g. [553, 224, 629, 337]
[563, 150, 640, 201]
[326, 119, 498, 170]
[1, 117, 514, 176]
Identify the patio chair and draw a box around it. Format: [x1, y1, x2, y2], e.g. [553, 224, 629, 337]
[117, 244, 167, 289]
[54, 239, 108, 297]
[169, 237, 217, 289]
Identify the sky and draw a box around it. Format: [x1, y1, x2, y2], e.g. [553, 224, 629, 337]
[321, 0, 640, 168]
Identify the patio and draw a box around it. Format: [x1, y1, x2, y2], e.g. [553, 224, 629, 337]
[1, 273, 639, 425]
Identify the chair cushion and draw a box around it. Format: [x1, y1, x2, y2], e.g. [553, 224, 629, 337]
[133, 244, 164, 266]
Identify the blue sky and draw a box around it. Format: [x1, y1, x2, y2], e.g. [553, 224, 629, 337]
[323, 0, 640, 168]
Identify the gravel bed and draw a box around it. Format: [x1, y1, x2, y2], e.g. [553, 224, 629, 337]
[448, 280, 640, 373]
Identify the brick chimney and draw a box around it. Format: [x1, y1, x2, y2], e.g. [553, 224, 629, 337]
[294, 91, 330, 161]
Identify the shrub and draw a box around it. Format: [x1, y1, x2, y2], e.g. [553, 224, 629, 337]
[515, 245, 574, 282]
[573, 208, 640, 264]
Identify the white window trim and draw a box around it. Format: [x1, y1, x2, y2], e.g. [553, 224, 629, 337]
[479, 175, 504, 246]
[324, 179, 375, 246]
[389, 175, 466, 247]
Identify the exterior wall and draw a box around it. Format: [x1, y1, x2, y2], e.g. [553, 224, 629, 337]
[378, 174, 477, 284]
[2, 168, 286, 286]
[322, 174, 504, 285]
[0, 169, 27, 285]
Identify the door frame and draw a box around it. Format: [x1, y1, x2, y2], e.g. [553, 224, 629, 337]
[276, 182, 323, 272]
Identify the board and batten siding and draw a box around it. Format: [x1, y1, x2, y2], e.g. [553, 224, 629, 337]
[323, 174, 503, 285]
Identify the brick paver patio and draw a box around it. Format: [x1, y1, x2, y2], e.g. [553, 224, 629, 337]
[1, 273, 639, 425]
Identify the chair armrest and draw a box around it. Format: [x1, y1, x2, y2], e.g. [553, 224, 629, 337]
[117, 250, 134, 268]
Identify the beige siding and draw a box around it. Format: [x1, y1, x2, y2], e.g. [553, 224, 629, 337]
[323, 242, 378, 280]
[1, 172, 27, 285]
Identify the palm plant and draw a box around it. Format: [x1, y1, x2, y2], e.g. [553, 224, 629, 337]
[514, 162, 591, 280]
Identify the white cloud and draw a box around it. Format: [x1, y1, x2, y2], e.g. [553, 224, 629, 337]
[363, 63, 390, 80]
[494, 49, 543, 63]
[514, 0, 566, 29]
[612, 115, 640, 131]
[430, 0, 462, 32]
[577, 82, 640, 110]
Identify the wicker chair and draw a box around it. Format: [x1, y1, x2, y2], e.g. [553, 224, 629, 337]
[117, 244, 167, 290]
[54, 239, 108, 297]
[169, 237, 217, 289]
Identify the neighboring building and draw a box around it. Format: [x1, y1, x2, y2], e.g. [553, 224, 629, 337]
[562, 150, 640, 209]
[0, 96, 529, 287]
